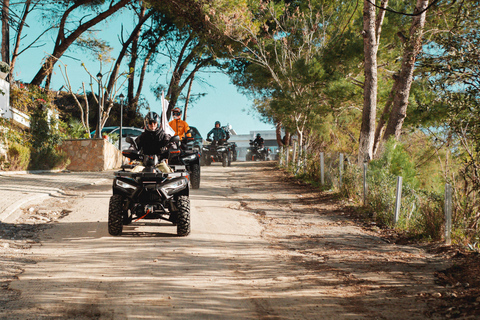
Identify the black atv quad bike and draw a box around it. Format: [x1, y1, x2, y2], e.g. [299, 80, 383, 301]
[167, 132, 201, 189]
[108, 136, 191, 237]
[202, 138, 232, 167]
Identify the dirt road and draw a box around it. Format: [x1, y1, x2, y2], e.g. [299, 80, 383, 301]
[0, 162, 467, 319]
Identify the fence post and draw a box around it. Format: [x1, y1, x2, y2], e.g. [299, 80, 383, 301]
[292, 141, 297, 170]
[320, 152, 325, 185]
[279, 146, 284, 166]
[394, 176, 403, 224]
[303, 146, 307, 174]
[285, 146, 289, 167]
[445, 183, 452, 245]
[339, 153, 344, 187]
[363, 162, 367, 205]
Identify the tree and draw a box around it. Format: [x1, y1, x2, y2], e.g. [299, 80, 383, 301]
[380, 0, 429, 144]
[30, 0, 130, 88]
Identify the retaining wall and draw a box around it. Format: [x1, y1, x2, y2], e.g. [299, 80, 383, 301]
[59, 139, 122, 171]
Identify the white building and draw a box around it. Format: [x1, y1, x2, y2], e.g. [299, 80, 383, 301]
[0, 78, 30, 129]
[228, 129, 280, 161]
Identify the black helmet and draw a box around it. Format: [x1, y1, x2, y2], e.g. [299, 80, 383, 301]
[256, 133, 261, 138]
[215, 121, 221, 126]
[144, 111, 160, 132]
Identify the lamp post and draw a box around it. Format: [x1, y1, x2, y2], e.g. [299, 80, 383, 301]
[96, 72, 103, 138]
[119, 93, 125, 151]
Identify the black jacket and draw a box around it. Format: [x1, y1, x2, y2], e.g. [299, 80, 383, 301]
[134, 129, 171, 155]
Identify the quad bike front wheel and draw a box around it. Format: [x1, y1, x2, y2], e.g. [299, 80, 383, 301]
[108, 194, 124, 236]
[190, 163, 200, 189]
[227, 151, 232, 167]
[176, 195, 191, 236]
[222, 154, 227, 167]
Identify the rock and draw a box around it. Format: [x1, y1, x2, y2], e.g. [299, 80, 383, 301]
[432, 292, 442, 298]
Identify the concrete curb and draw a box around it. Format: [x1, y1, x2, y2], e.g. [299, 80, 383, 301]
[0, 178, 110, 223]
[0, 169, 67, 175]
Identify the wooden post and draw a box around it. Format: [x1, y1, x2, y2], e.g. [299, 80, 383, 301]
[363, 162, 368, 205]
[339, 153, 344, 187]
[279, 146, 284, 166]
[394, 176, 403, 224]
[445, 183, 452, 245]
[292, 141, 297, 170]
[285, 147, 289, 167]
[320, 152, 325, 185]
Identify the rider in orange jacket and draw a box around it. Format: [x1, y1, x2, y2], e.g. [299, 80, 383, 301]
[169, 107, 192, 141]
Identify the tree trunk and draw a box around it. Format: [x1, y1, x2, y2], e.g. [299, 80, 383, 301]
[10, 0, 31, 81]
[105, 9, 153, 101]
[358, 0, 378, 164]
[382, 0, 429, 141]
[183, 71, 195, 121]
[275, 122, 284, 147]
[30, 0, 130, 87]
[1, 0, 10, 64]
[127, 6, 146, 108]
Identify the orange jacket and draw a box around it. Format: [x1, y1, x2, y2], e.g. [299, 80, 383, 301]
[169, 119, 191, 139]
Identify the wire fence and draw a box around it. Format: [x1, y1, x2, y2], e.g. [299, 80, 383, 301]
[278, 144, 453, 244]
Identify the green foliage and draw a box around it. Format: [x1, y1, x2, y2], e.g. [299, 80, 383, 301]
[371, 138, 419, 189]
[6, 142, 31, 171]
[65, 118, 89, 139]
[0, 61, 10, 73]
[29, 108, 69, 170]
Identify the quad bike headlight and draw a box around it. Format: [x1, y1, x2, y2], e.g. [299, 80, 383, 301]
[115, 179, 136, 190]
[160, 178, 187, 196]
[183, 154, 197, 161]
[217, 147, 226, 152]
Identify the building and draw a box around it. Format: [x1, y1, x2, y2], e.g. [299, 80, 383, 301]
[228, 129, 280, 161]
[0, 78, 30, 129]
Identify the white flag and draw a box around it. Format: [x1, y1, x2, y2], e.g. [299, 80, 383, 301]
[161, 91, 175, 136]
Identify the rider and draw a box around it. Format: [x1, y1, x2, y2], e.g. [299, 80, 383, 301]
[168, 107, 191, 143]
[253, 133, 264, 146]
[134, 111, 171, 155]
[207, 121, 226, 142]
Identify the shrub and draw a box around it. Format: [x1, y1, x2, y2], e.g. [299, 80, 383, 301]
[28, 107, 69, 170]
[7, 142, 30, 171]
[0, 61, 9, 73]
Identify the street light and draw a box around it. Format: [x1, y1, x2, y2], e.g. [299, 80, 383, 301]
[119, 93, 125, 151]
[96, 72, 103, 138]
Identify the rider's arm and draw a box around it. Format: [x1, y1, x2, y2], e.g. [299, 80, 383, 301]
[185, 121, 191, 138]
[207, 128, 214, 139]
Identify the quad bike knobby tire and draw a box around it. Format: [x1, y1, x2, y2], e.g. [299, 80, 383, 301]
[108, 194, 124, 236]
[205, 156, 212, 166]
[190, 163, 201, 189]
[227, 151, 232, 166]
[222, 154, 227, 167]
[176, 195, 191, 236]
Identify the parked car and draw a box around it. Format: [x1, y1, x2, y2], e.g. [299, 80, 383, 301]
[91, 126, 144, 150]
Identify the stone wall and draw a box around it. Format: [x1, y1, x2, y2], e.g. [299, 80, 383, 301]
[59, 139, 123, 171]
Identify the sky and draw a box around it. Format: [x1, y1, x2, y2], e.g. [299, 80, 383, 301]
[10, 5, 275, 137]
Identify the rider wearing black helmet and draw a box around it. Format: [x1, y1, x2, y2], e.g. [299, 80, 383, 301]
[207, 121, 227, 141]
[135, 111, 171, 155]
[253, 133, 264, 146]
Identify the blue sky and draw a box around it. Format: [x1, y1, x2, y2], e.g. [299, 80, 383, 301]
[11, 6, 275, 137]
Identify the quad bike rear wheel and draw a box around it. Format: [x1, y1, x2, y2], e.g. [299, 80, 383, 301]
[108, 194, 124, 236]
[176, 195, 190, 236]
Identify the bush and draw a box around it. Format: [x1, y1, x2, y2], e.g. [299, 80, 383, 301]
[6, 142, 30, 171]
[28, 107, 69, 170]
[0, 61, 9, 73]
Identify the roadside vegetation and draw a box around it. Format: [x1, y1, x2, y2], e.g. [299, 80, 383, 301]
[0, 0, 478, 248]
